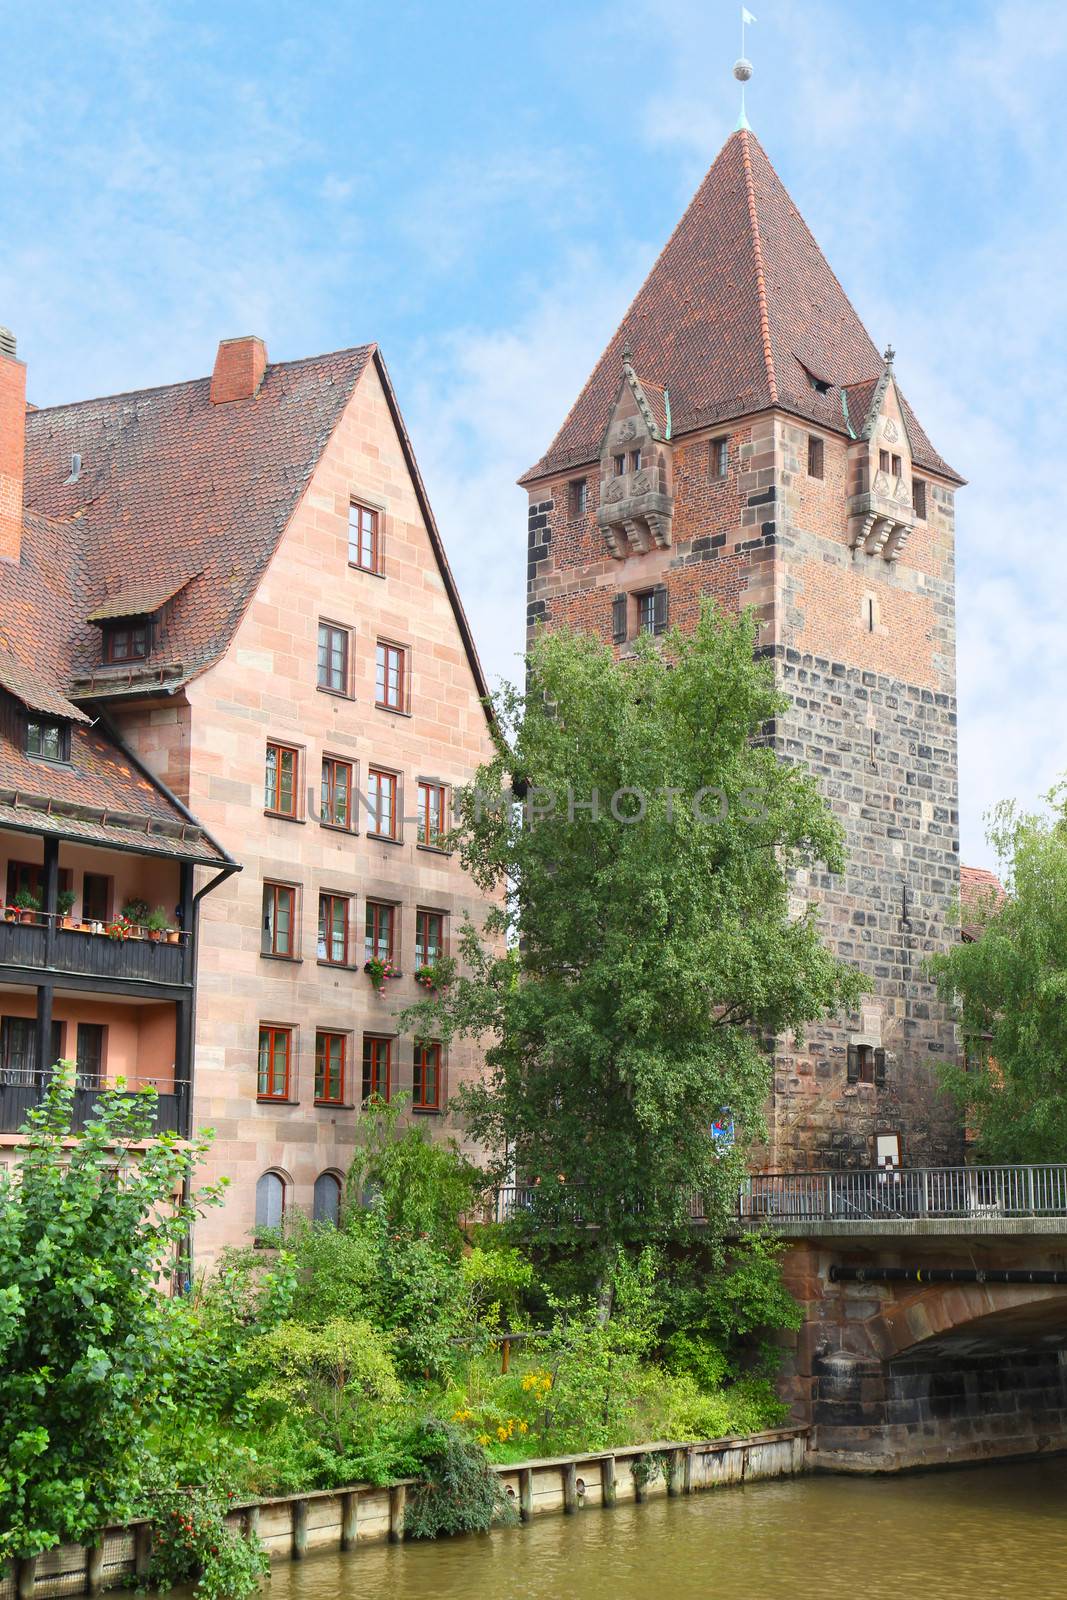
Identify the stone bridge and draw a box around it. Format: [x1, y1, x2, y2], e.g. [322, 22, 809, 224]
[748, 1166, 1067, 1471]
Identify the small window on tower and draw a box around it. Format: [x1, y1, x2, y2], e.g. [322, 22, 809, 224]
[709, 437, 728, 478]
[568, 478, 588, 517]
[807, 436, 824, 479]
[879, 448, 891, 474]
[912, 478, 927, 520]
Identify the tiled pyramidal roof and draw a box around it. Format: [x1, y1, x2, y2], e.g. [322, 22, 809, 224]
[522, 130, 959, 484]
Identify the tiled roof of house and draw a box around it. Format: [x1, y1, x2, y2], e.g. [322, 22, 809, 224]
[19, 345, 373, 689]
[960, 863, 1006, 940]
[522, 130, 961, 485]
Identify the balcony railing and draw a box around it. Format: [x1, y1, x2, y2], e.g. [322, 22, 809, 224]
[740, 1166, 1067, 1224]
[0, 912, 190, 986]
[0, 1069, 186, 1136]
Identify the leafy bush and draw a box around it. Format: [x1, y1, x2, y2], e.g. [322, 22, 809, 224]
[404, 1421, 515, 1539]
[0, 1069, 223, 1562]
[142, 1484, 267, 1600]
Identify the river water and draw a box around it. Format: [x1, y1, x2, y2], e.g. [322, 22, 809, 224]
[263, 1457, 1067, 1600]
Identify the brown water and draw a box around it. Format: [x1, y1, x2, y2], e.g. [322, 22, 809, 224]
[263, 1458, 1067, 1600]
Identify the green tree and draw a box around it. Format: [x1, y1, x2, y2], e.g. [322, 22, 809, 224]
[405, 604, 863, 1299]
[0, 1069, 222, 1561]
[930, 784, 1067, 1160]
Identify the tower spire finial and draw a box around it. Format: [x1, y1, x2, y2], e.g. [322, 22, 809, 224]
[733, 8, 756, 131]
[883, 343, 896, 368]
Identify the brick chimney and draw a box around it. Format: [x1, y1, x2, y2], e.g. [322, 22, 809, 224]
[0, 327, 26, 564]
[210, 335, 268, 404]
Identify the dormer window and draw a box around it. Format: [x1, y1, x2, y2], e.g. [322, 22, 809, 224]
[103, 620, 150, 663]
[27, 719, 69, 763]
[809, 376, 831, 396]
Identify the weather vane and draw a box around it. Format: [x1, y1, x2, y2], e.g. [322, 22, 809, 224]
[734, 7, 756, 131]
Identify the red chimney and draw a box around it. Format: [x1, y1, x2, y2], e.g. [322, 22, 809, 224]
[0, 327, 26, 564]
[210, 336, 268, 404]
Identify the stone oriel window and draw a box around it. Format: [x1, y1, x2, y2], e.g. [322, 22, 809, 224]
[413, 1041, 443, 1112]
[629, 449, 642, 472]
[257, 1027, 292, 1101]
[891, 454, 903, 478]
[262, 882, 297, 958]
[375, 641, 407, 712]
[879, 448, 891, 474]
[362, 1035, 392, 1102]
[366, 767, 398, 838]
[317, 621, 350, 695]
[613, 453, 625, 476]
[317, 892, 350, 965]
[314, 1031, 347, 1104]
[265, 741, 299, 817]
[349, 501, 380, 573]
[807, 436, 825, 479]
[321, 756, 353, 829]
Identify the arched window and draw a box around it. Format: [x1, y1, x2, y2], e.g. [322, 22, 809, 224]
[313, 1171, 342, 1227]
[255, 1170, 286, 1233]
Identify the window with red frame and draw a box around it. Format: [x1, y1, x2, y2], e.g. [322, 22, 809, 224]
[258, 1025, 292, 1100]
[315, 1032, 347, 1104]
[262, 883, 297, 957]
[415, 909, 444, 968]
[349, 502, 379, 572]
[417, 781, 447, 847]
[413, 1041, 442, 1111]
[375, 642, 406, 711]
[317, 622, 350, 694]
[318, 893, 349, 965]
[265, 742, 299, 816]
[366, 768, 397, 838]
[321, 757, 353, 829]
[362, 1035, 391, 1102]
[365, 901, 395, 963]
[103, 620, 149, 663]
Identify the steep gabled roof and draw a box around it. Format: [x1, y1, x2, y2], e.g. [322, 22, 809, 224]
[522, 129, 961, 485]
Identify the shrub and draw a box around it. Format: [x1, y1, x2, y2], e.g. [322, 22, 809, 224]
[404, 1422, 515, 1539]
[142, 1485, 267, 1600]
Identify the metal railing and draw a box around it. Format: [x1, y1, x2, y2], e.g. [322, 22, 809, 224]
[494, 1167, 1067, 1229]
[0, 1069, 186, 1135]
[740, 1165, 1067, 1223]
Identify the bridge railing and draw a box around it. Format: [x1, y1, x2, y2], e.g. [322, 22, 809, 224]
[494, 1167, 1067, 1227]
[741, 1165, 1067, 1223]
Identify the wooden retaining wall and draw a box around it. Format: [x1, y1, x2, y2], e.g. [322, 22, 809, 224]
[2, 1427, 808, 1597]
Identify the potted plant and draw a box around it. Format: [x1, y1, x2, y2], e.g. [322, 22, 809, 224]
[105, 916, 131, 941]
[166, 923, 181, 945]
[414, 959, 450, 996]
[57, 889, 77, 929]
[364, 956, 399, 993]
[13, 889, 40, 925]
[1, 903, 14, 923]
[145, 905, 169, 944]
[121, 898, 150, 938]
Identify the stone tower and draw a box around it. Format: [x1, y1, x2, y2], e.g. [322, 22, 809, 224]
[521, 130, 964, 1172]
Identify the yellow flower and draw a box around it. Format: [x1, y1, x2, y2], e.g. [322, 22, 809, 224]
[519, 1421, 529, 1434]
[477, 1433, 491, 1446]
[496, 1426, 508, 1442]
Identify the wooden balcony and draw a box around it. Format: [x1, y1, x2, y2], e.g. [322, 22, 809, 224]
[0, 913, 191, 989]
[0, 1069, 186, 1136]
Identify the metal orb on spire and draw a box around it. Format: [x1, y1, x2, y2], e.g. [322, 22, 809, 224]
[733, 57, 753, 82]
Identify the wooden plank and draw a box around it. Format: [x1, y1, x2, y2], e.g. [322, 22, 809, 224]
[562, 1461, 578, 1514]
[14, 1556, 37, 1600]
[518, 1467, 533, 1523]
[134, 1523, 153, 1579]
[388, 1484, 406, 1543]
[340, 1491, 359, 1551]
[86, 1542, 105, 1595]
[601, 1453, 617, 1508]
[291, 1499, 308, 1560]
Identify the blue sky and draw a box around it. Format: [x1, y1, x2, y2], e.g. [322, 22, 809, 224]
[4, 0, 1066, 870]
